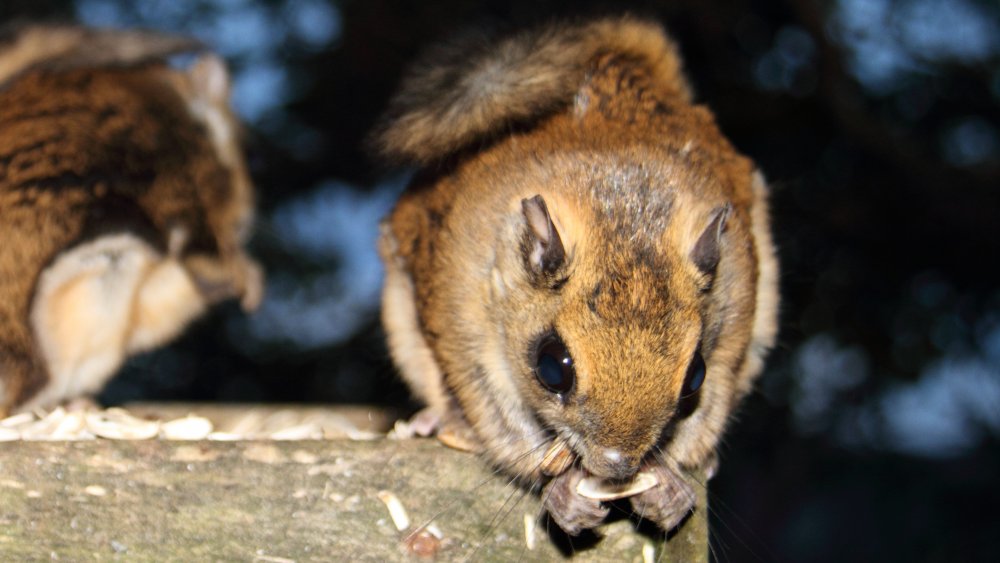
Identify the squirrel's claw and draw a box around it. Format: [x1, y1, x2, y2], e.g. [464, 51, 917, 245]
[629, 463, 697, 533]
[543, 468, 610, 535]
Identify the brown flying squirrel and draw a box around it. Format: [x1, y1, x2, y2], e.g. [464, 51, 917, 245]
[375, 17, 779, 535]
[0, 25, 262, 415]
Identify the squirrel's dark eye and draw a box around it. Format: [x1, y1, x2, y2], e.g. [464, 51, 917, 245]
[534, 334, 575, 396]
[682, 350, 706, 397]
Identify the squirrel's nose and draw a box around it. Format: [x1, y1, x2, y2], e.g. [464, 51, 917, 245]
[588, 447, 640, 481]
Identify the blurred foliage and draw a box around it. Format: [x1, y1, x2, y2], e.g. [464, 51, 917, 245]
[2, 0, 999, 561]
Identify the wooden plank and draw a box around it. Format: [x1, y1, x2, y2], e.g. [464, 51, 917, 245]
[0, 438, 707, 561]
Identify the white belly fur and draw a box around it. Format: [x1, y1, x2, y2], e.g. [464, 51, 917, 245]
[23, 233, 205, 410]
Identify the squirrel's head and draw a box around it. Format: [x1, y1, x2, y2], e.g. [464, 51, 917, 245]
[480, 151, 733, 481]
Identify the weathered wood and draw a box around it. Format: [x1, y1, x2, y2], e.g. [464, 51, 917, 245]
[0, 437, 707, 561]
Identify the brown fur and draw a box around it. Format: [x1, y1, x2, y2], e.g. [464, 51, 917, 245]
[0, 23, 202, 87]
[373, 16, 691, 165]
[377, 17, 779, 534]
[0, 26, 261, 415]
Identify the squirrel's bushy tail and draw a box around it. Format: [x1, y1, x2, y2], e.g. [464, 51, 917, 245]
[374, 16, 692, 165]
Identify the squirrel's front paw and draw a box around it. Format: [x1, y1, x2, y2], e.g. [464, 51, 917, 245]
[542, 468, 609, 535]
[629, 464, 697, 532]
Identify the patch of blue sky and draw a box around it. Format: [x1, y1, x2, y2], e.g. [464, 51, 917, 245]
[200, 2, 286, 57]
[830, 0, 1000, 94]
[794, 307, 1000, 458]
[74, 0, 341, 124]
[941, 117, 1000, 168]
[896, 0, 1000, 61]
[753, 25, 816, 94]
[791, 333, 870, 434]
[285, 0, 341, 49]
[878, 351, 1000, 458]
[231, 60, 288, 122]
[242, 178, 406, 349]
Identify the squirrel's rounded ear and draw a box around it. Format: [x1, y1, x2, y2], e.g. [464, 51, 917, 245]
[690, 204, 731, 276]
[521, 195, 566, 279]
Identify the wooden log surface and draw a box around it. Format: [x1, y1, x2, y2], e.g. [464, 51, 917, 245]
[0, 405, 707, 561]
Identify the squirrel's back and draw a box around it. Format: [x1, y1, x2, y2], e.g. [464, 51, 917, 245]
[0, 26, 260, 413]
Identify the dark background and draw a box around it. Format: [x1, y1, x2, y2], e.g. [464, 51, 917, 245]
[3, 1, 999, 561]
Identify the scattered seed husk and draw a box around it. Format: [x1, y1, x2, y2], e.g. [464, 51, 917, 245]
[160, 415, 213, 440]
[47, 411, 88, 440]
[84, 485, 107, 497]
[523, 513, 537, 550]
[20, 408, 89, 440]
[642, 539, 656, 563]
[424, 523, 443, 539]
[86, 408, 159, 440]
[270, 423, 323, 441]
[377, 490, 410, 531]
[388, 418, 416, 440]
[435, 428, 478, 452]
[576, 470, 658, 501]
[342, 428, 381, 441]
[0, 404, 389, 441]
[540, 439, 574, 476]
[0, 412, 34, 427]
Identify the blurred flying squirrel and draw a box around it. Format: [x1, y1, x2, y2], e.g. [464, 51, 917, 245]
[375, 17, 779, 535]
[0, 25, 262, 415]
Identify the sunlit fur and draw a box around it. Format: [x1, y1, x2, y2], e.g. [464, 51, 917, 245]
[0, 26, 261, 414]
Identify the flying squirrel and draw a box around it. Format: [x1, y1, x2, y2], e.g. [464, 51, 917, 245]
[0, 25, 262, 415]
[374, 16, 779, 535]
